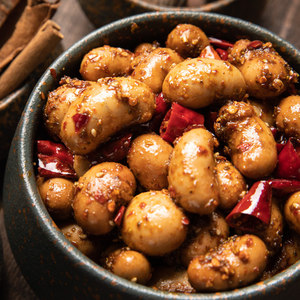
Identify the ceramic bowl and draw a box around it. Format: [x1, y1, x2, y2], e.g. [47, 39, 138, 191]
[3, 11, 300, 300]
[0, 82, 33, 161]
[78, 0, 239, 27]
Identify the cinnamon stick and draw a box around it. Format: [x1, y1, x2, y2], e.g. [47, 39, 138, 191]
[0, 19, 63, 99]
[0, 0, 60, 72]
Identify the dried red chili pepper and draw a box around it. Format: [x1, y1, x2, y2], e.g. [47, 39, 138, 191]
[148, 92, 170, 131]
[215, 48, 228, 60]
[159, 102, 205, 144]
[88, 133, 133, 165]
[37, 140, 74, 166]
[200, 45, 221, 59]
[247, 40, 263, 50]
[208, 37, 234, 49]
[269, 179, 300, 194]
[38, 154, 76, 179]
[72, 113, 90, 133]
[276, 138, 300, 180]
[114, 205, 126, 226]
[226, 181, 272, 232]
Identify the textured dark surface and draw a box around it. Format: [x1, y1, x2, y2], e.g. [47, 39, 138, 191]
[0, 0, 300, 299]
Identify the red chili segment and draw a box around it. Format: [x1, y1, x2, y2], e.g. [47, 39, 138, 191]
[37, 140, 74, 166]
[208, 37, 234, 49]
[215, 48, 228, 60]
[269, 179, 300, 194]
[114, 205, 126, 226]
[247, 40, 263, 50]
[276, 138, 300, 180]
[72, 113, 90, 133]
[87, 133, 133, 165]
[226, 181, 272, 232]
[38, 154, 76, 179]
[159, 102, 205, 144]
[200, 45, 221, 59]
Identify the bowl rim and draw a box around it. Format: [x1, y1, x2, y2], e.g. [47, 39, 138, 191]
[13, 10, 300, 299]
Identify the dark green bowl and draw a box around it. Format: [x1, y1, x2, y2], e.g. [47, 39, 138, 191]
[3, 12, 300, 300]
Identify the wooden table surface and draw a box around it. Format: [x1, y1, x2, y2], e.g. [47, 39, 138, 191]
[0, 0, 299, 299]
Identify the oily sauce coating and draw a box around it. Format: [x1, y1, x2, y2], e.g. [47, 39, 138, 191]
[73, 162, 136, 235]
[166, 23, 210, 58]
[127, 133, 173, 191]
[275, 95, 300, 139]
[122, 190, 188, 256]
[180, 212, 229, 266]
[168, 128, 219, 215]
[215, 158, 247, 210]
[38, 177, 75, 220]
[131, 47, 183, 93]
[162, 58, 246, 109]
[79, 45, 134, 81]
[228, 39, 298, 99]
[187, 234, 268, 291]
[105, 248, 152, 284]
[60, 77, 155, 154]
[44, 77, 90, 138]
[284, 191, 300, 234]
[214, 101, 277, 179]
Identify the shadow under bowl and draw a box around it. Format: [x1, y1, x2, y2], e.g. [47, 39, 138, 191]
[3, 11, 300, 300]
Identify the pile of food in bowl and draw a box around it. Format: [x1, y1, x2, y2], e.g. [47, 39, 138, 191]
[35, 22, 300, 293]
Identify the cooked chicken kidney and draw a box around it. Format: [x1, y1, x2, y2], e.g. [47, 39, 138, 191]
[37, 22, 300, 294]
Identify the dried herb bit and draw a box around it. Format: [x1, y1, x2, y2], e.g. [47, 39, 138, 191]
[226, 181, 272, 232]
[160, 102, 205, 144]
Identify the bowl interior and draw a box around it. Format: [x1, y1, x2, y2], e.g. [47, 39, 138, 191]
[7, 11, 300, 300]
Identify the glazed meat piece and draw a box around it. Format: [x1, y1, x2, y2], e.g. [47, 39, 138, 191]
[168, 128, 219, 215]
[215, 158, 247, 210]
[79, 45, 134, 81]
[284, 191, 300, 234]
[73, 162, 136, 235]
[180, 211, 229, 266]
[162, 58, 246, 109]
[188, 234, 268, 291]
[131, 47, 183, 93]
[38, 177, 75, 220]
[228, 39, 298, 99]
[275, 95, 300, 139]
[214, 101, 277, 179]
[122, 190, 188, 256]
[105, 247, 152, 284]
[60, 222, 101, 260]
[166, 24, 210, 58]
[44, 77, 89, 138]
[131, 41, 159, 69]
[127, 133, 173, 190]
[59, 77, 155, 154]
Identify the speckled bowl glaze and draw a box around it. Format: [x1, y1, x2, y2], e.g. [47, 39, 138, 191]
[3, 12, 300, 300]
[0, 82, 33, 161]
[78, 0, 239, 27]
